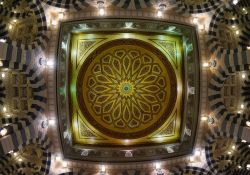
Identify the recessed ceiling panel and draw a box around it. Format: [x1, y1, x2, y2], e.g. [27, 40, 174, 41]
[57, 19, 199, 162]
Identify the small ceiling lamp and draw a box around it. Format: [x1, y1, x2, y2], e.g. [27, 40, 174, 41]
[247, 46, 250, 50]
[100, 165, 106, 175]
[8, 24, 12, 30]
[155, 162, 163, 175]
[0, 128, 7, 136]
[201, 116, 208, 121]
[157, 3, 166, 17]
[97, 1, 105, 16]
[246, 121, 250, 127]
[242, 73, 246, 79]
[48, 119, 56, 126]
[240, 104, 244, 109]
[0, 38, 6, 43]
[203, 60, 216, 68]
[55, 155, 62, 161]
[232, 0, 239, 5]
[247, 164, 250, 170]
[47, 60, 54, 67]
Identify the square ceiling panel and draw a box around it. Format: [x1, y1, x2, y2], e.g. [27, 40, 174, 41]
[57, 19, 200, 162]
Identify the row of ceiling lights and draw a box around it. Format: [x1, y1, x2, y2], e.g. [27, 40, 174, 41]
[1, 0, 250, 172]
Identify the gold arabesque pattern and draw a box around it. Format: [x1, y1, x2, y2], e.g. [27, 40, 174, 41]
[77, 39, 177, 138]
[70, 33, 183, 145]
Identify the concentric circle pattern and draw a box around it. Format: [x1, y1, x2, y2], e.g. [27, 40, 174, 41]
[77, 39, 177, 138]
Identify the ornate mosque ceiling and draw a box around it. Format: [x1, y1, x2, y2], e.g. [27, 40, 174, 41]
[57, 19, 199, 161]
[0, 0, 249, 175]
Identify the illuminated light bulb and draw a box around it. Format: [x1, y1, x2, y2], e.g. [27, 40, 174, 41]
[232, 25, 236, 28]
[227, 151, 232, 155]
[1, 73, 5, 78]
[203, 62, 209, 67]
[242, 74, 246, 79]
[8, 24, 12, 30]
[155, 162, 161, 169]
[240, 104, 244, 109]
[0, 61, 3, 67]
[243, 8, 246, 11]
[232, 145, 236, 150]
[0, 2, 3, 5]
[157, 10, 163, 17]
[8, 150, 13, 154]
[238, 165, 242, 169]
[237, 111, 241, 114]
[18, 158, 22, 162]
[59, 12, 64, 20]
[99, 8, 105, 16]
[246, 121, 250, 127]
[232, 17, 235, 20]
[0, 38, 6, 43]
[3, 107, 6, 112]
[14, 152, 17, 156]
[55, 155, 62, 161]
[49, 119, 56, 126]
[47, 60, 54, 66]
[0, 128, 7, 136]
[247, 46, 250, 50]
[242, 140, 247, 143]
[97, 1, 105, 16]
[124, 139, 130, 144]
[193, 18, 198, 24]
[232, 0, 239, 5]
[13, 11, 16, 14]
[248, 145, 250, 148]
[247, 164, 250, 168]
[236, 30, 240, 35]
[100, 165, 106, 174]
[13, 19, 17, 23]
[201, 116, 208, 121]
[157, 3, 166, 18]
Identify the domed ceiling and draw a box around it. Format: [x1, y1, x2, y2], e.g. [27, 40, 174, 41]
[57, 19, 200, 161]
[0, 0, 249, 174]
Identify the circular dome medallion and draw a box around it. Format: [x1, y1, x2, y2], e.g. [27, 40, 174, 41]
[77, 39, 177, 139]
